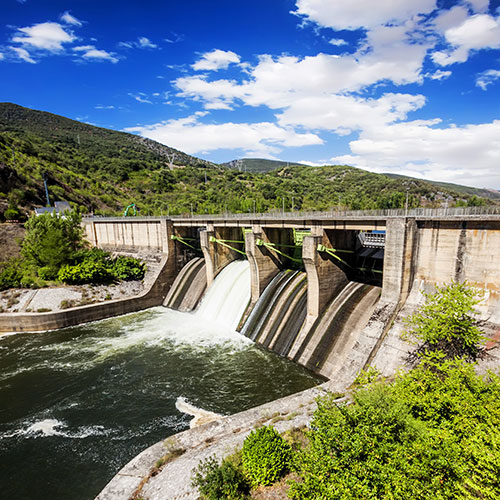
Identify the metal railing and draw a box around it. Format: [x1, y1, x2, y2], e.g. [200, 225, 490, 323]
[83, 206, 500, 223]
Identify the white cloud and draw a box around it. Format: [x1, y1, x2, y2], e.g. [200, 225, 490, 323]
[121, 37, 158, 49]
[192, 49, 241, 71]
[95, 105, 115, 109]
[466, 0, 490, 14]
[176, 44, 428, 111]
[476, 69, 500, 90]
[426, 69, 452, 80]
[10, 46, 36, 63]
[60, 11, 83, 26]
[329, 38, 347, 46]
[330, 119, 500, 188]
[138, 37, 157, 49]
[293, 0, 437, 31]
[433, 14, 500, 65]
[74, 45, 118, 63]
[128, 93, 153, 104]
[0, 53, 4, 61]
[12, 22, 75, 51]
[124, 114, 323, 157]
[277, 93, 426, 134]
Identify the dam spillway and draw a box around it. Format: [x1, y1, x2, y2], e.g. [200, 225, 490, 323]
[0, 260, 320, 500]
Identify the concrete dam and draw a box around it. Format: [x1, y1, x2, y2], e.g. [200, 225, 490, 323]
[81, 208, 500, 384]
[3, 208, 500, 500]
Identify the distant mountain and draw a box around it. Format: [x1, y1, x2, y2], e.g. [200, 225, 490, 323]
[0, 103, 496, 220]
[385, 173, 500, 201]
[222, 158, 307, 173]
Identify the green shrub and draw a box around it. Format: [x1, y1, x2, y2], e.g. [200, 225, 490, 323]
[289, 359, 500, 500]
[242, 426, 291, 487]
[37, 265, 58, 281]
[58, 259, 114, 285]
[0, 259, 24, 290]
[403, 282, 486, 362]
[112, 256, 146, 280]
[4, 207, 20, 220]
[191, 455, 249, 500]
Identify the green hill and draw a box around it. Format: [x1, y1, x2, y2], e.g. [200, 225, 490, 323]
[0, 103, 496, 220]
[385, 173, 500, 201]
[222, 158, 307, 173]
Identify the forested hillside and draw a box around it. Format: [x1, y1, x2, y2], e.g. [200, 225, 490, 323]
[0, 103, 495, 220]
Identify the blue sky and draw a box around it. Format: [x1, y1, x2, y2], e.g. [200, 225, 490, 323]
[1, 0, 500, 188]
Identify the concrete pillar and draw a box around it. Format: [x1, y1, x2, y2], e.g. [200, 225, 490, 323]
[155, 219, 179, 300]
[200, 228, 216, 286]
[302, 232, 348, 319]
[245, 226, 294, 305]
[381, 218, 418, 303]
[201, 226, 244, 286]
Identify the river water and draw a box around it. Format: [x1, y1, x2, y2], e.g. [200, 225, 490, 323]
[0, 262, 320, 500]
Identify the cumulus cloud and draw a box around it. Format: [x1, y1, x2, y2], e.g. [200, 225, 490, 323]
[60, 11, 83, 26]
[330, 119, 500, 188]
[10, 46, 36, 63]
[73, 45, 118, 63]
[0, 53, 4, 61]
[476, 69, 500, 90]
[12, 22, 75, 51]
[124, 114, 323, 157]
[433, 14, 500, 65]
[277, 93, 426, 134]
[293, 0, 437, 31]
[192, 49, 241, 71]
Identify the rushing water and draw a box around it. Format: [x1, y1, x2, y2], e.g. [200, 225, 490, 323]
[0, 261, 320, 500]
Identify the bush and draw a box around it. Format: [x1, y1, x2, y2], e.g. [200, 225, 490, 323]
[242, 426, 291, 487]
[404, 282, 486, 362]
[289, 359, 500, 500]
[21, 211, 84, 271]
[112, 256, 146, 280]
[58, 259, 114, 285]
[191, 455, 249, 500]
[0, 259, 24, 290]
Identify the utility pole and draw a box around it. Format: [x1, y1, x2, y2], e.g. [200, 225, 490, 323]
[405, 188, 409, 216]
[282, 197, 285, 214]
[291, 196, 294, 212]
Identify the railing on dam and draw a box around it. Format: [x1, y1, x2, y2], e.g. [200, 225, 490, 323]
[84, 205, 500, 223]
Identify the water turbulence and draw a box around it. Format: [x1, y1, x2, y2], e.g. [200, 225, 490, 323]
[0, 259, 320, 500]
[196, 259, 251, 331]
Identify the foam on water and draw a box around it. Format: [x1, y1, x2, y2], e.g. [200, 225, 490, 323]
[2, 419, 108, 440]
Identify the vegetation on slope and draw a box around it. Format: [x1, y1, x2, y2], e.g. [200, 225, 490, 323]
[192, 283, 499, 500]
[0, 102, 494, 220]
[0, 212, 145, 290]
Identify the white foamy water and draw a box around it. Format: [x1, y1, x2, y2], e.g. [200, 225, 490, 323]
[196, 259, 251, 330]
[2, 419, 108, 439]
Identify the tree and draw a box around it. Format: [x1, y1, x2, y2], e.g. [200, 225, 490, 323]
[21, 211, 85, 279]
[403, 282, 486, 362]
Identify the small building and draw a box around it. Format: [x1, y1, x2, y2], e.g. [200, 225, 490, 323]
[34, 201, 72, 216]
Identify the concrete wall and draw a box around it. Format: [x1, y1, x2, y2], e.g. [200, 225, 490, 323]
[84, 219, 166, 252]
